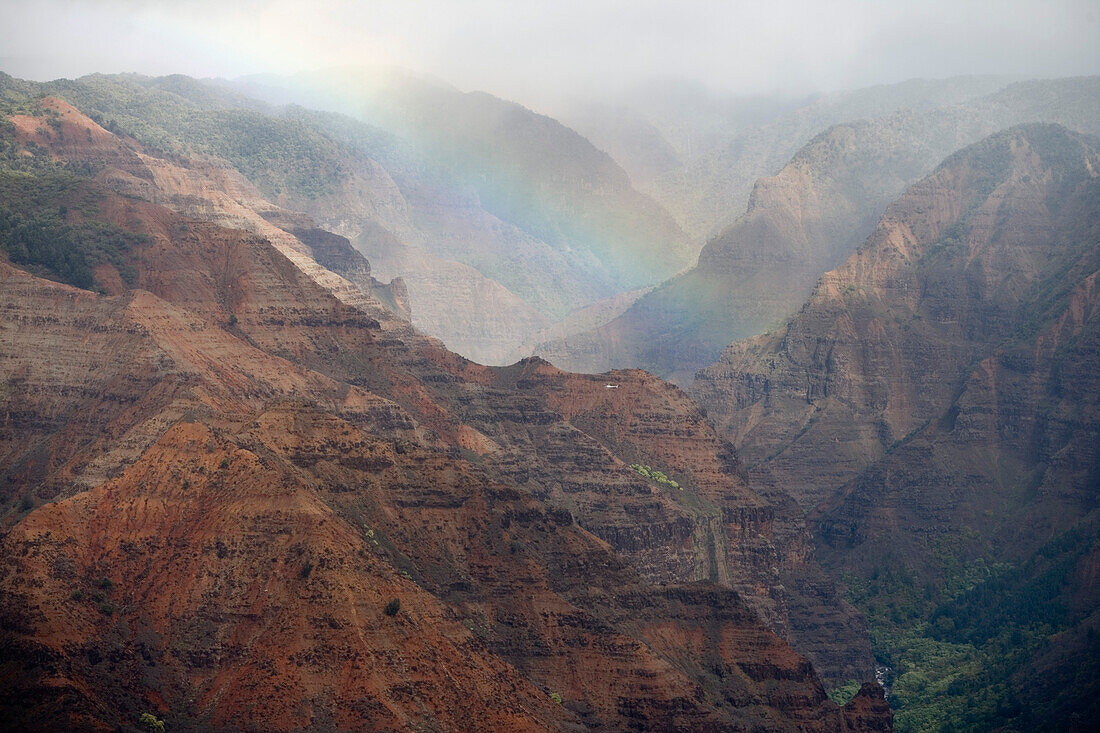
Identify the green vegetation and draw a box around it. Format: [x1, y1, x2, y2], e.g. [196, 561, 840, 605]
[138, 712, 166, 732]
[827, 679, 861, 706]
[42, 74, 356, 201]
[0, 170, 147, 290]
[384, 598, 401, 616]
[629, 463, 681, 489]
[0, 72, 45, 117]
[845, 517, 1100, 732]
[549, 691, 563, 705]
[2, 71, 397, 209]
[0, 206, 93, 288]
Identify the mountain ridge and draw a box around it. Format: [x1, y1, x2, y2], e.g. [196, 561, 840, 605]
[532, 77, 1100, 383]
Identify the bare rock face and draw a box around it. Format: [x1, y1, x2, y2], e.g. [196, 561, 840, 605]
[0, 98, 891, 731]
[841, 684, 894, 733]
[478, 360, 783, 621]
[283, 223, 412, 320]
[1, 419, 573, 733]
[0, 216, 882, 733]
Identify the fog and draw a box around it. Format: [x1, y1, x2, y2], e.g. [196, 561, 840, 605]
[2, 0, 1098, 101]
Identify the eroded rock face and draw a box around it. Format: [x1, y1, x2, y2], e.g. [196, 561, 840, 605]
[0, 101, 890, 731]
[1, 420, 573, 733]
[480, 360, 782, 619]
[840, 685, 894, 733]
[691, 124, 1100, 725]
[693, 124, 1100, 514]
[0, 227, 877, 733]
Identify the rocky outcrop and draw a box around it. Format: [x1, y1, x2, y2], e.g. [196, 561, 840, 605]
[283, 223, 412, 320]
[841, 684, 894, 733]
[480, 360, 781, 617]
[373, 352, 875, 687]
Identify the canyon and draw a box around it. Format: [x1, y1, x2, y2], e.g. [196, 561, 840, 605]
[4, 59, 1098, 733]
[0, 80, 890, 731]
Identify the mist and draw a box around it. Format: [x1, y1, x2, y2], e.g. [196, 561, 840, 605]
[2, 0, 1098, 103]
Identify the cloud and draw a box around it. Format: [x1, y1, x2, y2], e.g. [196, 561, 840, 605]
[1, 0, 1097, 97]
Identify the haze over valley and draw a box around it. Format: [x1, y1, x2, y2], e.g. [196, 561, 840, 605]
[0, 2, 1097, 731]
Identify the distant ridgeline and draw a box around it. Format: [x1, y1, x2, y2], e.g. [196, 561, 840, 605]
[532, 77, 1100, 384]
[0, 70, 696, 365]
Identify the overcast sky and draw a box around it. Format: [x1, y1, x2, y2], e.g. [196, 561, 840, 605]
[2, 0, 1098, 100]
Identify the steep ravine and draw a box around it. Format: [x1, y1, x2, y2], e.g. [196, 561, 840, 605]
[692, 124, 1100, 730]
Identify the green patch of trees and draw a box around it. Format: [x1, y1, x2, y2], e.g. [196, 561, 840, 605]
[827, 679, 861, 706]
[0, 172, 147, 290]
[629, 463, 681, 489]
[846, 519, 1100, 732]
[139, 712, 166, 732]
